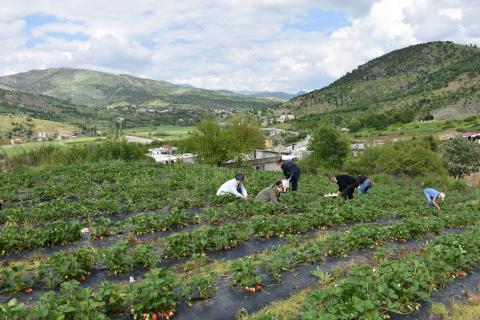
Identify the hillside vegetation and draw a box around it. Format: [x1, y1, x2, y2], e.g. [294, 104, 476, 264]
[0, 68, 276, 117]
[284, 41, 480, 130]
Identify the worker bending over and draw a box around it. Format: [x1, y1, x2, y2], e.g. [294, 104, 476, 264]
[330, 175, 371, 200]
[217, 173, 248, 200]
[423, 188, 445, 209]
[255, 180, 284, 204]
[276, 156, 301, 192]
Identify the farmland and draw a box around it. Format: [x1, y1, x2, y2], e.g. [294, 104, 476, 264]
[123, 126, 194, 141]
[0, 160, 479, 319]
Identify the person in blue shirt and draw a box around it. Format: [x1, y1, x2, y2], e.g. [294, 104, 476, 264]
[423, 188, 445, 209]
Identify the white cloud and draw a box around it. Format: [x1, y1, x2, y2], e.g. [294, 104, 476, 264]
[438, 8, 463, 20]
[0, 0, 479, 92]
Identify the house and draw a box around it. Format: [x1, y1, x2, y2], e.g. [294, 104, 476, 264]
[37, 132, 48, 141]
[351, 143, 366, 157]
[148, 145, 193, 164]
[265, 138, 273, 148]
[10, 138, 22, 145]
[276, 114, 295, 123]
[463, 132, 480, 142]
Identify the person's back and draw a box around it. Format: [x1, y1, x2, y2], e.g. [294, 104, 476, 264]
[282, 160, 300, 179]
[255, 181, 283, 204]
[216, 173, 248, 199]
[423, 188, 445, 209]
[335, 175, 357, 191]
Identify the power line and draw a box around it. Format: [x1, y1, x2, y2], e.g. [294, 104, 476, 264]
[189, 0, 265, 63]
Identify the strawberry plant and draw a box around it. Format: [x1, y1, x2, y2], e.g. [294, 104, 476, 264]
[103, 240, 131, 274]
[230, 256, 261, 288]
[95, 281, 125, 314]
[44, 246, 98, 286]
[129, 268, 176, 317]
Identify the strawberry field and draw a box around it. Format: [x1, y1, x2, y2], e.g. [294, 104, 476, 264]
[0, 160, 479, 320]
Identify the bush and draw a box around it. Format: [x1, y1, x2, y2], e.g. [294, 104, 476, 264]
[2, 140, 150, 170]
[441, 137, 480, 177]
[345, 138, 447, 177]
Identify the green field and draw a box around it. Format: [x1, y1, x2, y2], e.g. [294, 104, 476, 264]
[0, 136, 104, 157]
[124, 125, 194, 140]
[0, 159, 478, 319]
[349, 116, 480, 140]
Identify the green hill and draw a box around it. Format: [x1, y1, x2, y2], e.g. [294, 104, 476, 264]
[0, 88, 95, 128]
[284, 41, 480, 130]
[0, 68, 276, 111]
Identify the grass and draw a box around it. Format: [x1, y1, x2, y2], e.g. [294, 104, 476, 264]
[0, 136, 104, 157]
[0, 115, 80, 138]
[124, 125, 194, 140]
[349, 116, 480, 140]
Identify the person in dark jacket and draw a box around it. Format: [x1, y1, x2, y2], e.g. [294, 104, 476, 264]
[330, 175, 360, 200]
[276, 156, 301, 191]
[255, 180, 284, 204]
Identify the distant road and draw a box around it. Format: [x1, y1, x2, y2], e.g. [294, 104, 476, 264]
[124, 135, 155, 144]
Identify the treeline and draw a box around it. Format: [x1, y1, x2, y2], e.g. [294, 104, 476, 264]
[301, 124, 480, 183]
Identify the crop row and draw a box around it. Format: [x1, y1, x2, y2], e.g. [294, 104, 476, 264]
[2, 218, 480, 319]
[1, 202, 475, 298]
[229, 204, 479, 288]
[300, 224, 480, 319]
[0, 197, 406, 293]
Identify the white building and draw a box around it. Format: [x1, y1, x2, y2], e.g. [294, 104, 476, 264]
[148, 145, 194, 164]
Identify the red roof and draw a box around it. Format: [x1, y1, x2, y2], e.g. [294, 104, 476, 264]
[462, 132, 480, 137]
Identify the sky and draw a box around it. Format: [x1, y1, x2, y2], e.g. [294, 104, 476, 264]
[1, 0, 479, 93]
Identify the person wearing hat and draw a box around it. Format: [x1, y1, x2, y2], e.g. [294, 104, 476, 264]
[255, 180, 284, 204]
[216, 173, 248, 199]
[423, 188, 445, 209]
[275, 156, 301, 192]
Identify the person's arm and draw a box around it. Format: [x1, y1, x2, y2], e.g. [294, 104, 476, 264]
[432, 197, 441, 210]
[241, 184, 248, 199]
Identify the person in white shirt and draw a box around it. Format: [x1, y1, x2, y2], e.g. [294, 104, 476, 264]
[216, 173, 248, 199]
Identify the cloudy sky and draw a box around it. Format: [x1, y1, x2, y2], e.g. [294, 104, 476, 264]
[1, 0, 479, 92]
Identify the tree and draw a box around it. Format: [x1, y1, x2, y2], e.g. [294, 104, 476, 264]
[185, 115, 265, 166]
[441, 137, 480, 177]
[345, 138, 447, 177]
[227, 113, 265, 160]
[308, 124, 350, 169]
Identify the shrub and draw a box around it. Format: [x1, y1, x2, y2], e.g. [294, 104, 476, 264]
[345, 138, 447, 177]
[441, 137, 480, 177]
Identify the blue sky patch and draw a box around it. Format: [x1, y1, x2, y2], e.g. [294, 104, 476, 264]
[285, 8, 350, 33]
[23, 14, 88, 48]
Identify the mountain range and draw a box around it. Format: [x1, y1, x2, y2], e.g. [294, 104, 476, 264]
[0, 68, 279, 128]
[1, 41, 479, 134]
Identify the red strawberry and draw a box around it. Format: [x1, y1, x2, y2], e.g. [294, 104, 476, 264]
[25, 288, 33, 295]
